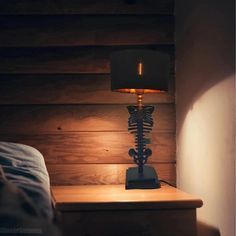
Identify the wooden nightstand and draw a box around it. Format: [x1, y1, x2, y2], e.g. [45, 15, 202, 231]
[52, 185, 202, 236]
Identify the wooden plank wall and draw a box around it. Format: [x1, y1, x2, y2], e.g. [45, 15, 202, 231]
[0, 0, 175, 186]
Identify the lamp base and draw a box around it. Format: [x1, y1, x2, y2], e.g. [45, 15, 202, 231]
[125, 165, 161, 189]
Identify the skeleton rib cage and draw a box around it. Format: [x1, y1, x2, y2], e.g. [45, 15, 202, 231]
[127, 105, 154, 172]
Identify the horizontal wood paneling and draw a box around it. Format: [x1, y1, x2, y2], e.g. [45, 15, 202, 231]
[0, 74, 175, 104]
[0, 15, 174, 47]
[0, 0, 174, 15]
[0, 104, 175, 133]
[0, 0, 176, 186]
[46, 163, 176, 185]
[0, 132, 175, 164]
[0, 46, 174, 74]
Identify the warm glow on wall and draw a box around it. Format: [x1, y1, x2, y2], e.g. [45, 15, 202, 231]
[177, 77, 235, 230]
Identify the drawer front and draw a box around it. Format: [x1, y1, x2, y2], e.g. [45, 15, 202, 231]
[60, 209, 197, 236]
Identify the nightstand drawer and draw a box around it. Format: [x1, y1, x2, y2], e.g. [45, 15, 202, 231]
[61, 209, 197, 236]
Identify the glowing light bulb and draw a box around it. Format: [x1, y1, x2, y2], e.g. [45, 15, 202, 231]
[138, 62, 143, 77]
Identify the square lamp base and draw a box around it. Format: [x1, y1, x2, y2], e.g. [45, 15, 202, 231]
[125, 165, 161, 189]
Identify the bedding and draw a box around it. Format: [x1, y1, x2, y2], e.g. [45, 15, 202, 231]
[0, 141, 61, 236]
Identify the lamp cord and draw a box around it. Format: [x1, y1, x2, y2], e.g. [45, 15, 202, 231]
[159, 180, 175, 187]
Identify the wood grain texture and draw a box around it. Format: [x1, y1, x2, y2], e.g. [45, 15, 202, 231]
[46, 163, 176, 185]
[0, 0, 176, 187]
[0, 45, 174, 74]
[0, 15, 174, 47]
[0, 0, 174, 15]
[0, 132, 175, 164]
[52, 185, 203, 209]
[52, 186, 201, 236]
[0, 74, 175, 104]
[0, 104, 175, 133]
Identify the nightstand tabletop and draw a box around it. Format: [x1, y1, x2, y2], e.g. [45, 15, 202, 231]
[51, 184, 203, 211]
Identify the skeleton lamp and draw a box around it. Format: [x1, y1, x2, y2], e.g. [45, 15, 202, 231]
[110, 50, 170, 189]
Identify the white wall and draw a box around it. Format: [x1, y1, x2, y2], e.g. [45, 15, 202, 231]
[175, 1, 235, 236]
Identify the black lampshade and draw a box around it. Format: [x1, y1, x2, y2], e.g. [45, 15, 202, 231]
[110, 50, 170, 94]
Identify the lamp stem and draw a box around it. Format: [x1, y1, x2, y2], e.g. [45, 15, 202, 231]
[136, 93, 144, 175]
[137, 94, 143, 110]
[127, 103, 160, 189]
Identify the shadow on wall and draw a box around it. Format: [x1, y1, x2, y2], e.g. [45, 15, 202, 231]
[197, 221, 220, 236]
[176, 2, 235, 132]
[176, 1, 235, 236]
